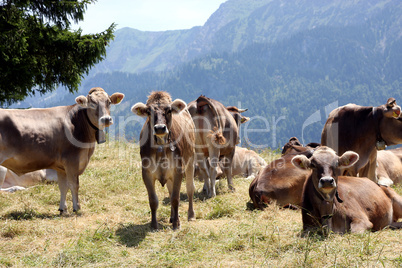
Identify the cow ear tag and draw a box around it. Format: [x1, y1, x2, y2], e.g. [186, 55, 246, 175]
[96, 130, 106, 144]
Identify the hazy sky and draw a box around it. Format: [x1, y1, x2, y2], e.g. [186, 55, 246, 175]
[72, 0, 227, 33]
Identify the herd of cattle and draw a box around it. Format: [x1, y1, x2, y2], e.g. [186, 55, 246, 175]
[2, 88, 402, 234]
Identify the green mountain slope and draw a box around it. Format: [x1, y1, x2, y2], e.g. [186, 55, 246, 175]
[92, 0, 400, 74]
[13, 0, 402, 149]
[81, 3, 402, 147]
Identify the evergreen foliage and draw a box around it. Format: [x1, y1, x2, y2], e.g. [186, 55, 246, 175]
[0, 0, 115, 105]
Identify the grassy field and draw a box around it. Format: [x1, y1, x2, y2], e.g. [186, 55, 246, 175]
[1, 141, 402, 267]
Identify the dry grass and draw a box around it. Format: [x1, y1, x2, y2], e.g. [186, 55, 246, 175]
[1, 140, 402, 267]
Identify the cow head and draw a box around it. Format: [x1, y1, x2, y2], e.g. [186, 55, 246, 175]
[226, 106, 249, 144]
[75, 87, 124, 129]
[381, 98, 401, 119]
[132, 91, 187, 145]
[292, 146, 359, 202]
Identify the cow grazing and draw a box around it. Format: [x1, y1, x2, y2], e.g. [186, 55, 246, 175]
[0, 87, 124, 213]
[1, 168, 57, 193]
[132, 91, 196, 230]
[321, 98, 402, 182]
[188, 96, 239, 198]
[249, 138, 318, 209]
[292, 146, 402, 234]
[377, 148, 402, 186]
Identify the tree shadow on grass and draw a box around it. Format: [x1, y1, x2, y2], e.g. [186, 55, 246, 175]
[116, 222, 168, 247]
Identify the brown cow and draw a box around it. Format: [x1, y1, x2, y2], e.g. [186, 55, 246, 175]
[0, 87, 124, 213]
[321, 98, 402, 182]
[292, 146, 402, 234]
[132, 91, 195, 230]
[1, 168, 57, 192]
[196, 146, 267, 191]
[249, 138, 317, 209]
[377, 148, 402, 186]
[188, 96, 239, 198]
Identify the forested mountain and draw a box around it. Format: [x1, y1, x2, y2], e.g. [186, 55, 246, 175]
[13, 0, 402, 148]
[92, 0, 401, 74]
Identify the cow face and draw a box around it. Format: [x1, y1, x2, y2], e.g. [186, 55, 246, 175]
[292, 147, 359, 201]
[132, 98, 187, 145]
[76, 87, 124, 129]
[382, 98, 401, 119]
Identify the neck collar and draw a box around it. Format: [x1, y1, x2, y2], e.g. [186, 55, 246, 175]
[84, 110, 106, 144]
[373, 107, 386, 150]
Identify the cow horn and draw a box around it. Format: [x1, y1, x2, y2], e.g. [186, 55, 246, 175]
[238, 108, 248, 113]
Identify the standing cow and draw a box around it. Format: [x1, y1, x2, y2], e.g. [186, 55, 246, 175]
[132, 91, 195, 230]
[188, 96, 239, 198]
[0, 87, 124, 213]
[321, 98, 402, 182]
[292, 146, 402, 234]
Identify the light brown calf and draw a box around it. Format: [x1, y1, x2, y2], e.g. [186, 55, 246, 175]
[293, 146, 402, 234]
[132, 91, 195, 230]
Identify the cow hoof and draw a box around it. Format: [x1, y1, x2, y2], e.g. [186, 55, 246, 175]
[228, 186, 236, 192]
[172, 222, 180, 230]
[58, 209, 65, 215]
[188, 216, 196, 222]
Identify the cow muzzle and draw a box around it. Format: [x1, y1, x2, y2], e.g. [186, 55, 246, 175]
[99, 116, 113, 128]
[154, 124, 169, 145]
[318, 176, 336, 201]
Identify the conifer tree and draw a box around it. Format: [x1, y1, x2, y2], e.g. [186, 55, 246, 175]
[0, 0, 115, 105]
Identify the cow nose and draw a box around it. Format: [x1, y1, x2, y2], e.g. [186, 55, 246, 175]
[154, 124, 168, 135]
[318, 176, 336, 189]
[100, 116, 113, 126]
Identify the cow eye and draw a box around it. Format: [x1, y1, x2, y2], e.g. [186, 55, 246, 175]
[89, 103, 97, 109]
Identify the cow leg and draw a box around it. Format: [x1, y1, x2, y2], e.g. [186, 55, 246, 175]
[166, 180, 175, 224]
[185, 156, 196, 221]
[222, 152, 235, 192]
[57, 172, 68, 214]
[66, 171, 81, 213]
[208, 152, 220, 198]
[143, 172, 158, 230]
[170, 174, 182, 230]
[350, 218, 373, 233]
[0, 166, 7, 188]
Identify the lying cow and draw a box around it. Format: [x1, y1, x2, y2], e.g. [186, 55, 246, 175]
[0, 87, 124, 213]
[188, 96, 239, 198]
[196, 146, 267, 190]
[377, 148, 402, 186]
[227, 146, 267, 180]
[132, 91, 195, 230]
[292, 146, 402, 234]
[249, 138, 318, 209]
[1, 167, 57, 192]
[321, 98, 402, 182]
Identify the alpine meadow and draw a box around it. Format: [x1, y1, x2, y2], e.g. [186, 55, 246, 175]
[2, 0, 402, 267]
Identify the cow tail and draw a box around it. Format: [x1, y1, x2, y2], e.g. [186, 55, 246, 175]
[208, 127, 226, 145]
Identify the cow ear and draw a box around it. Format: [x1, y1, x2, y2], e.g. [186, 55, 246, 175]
[75, 96, 88, 108]
[292, 155, 311, 170]
[171, 99, 187, 113]
[110, 93, 125, 105]
[338, 151, 359, 169]
[131, 102, 148, 117]
[241, 116, 250, 124]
